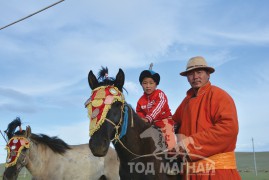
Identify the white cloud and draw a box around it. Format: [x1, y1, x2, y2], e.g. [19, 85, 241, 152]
[0, 1, 269, 162]
[45, 120, 89, 145]
[206, 29, 269, 45]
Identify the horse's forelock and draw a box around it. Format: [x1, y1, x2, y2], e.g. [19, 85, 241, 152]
[14, 130, 26, 136]
[5, 117, 22, 139]
[99, 79, 115, 87]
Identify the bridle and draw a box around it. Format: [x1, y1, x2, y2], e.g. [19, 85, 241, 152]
[14, 149, 28, 171]
[104, 103, 144, 157]
[88, 85, 169, 159]
[105, 103, 169, 159]
[5, 136, 30, 170]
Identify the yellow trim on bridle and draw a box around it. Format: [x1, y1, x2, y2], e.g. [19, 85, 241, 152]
[104, 104, 144, 157]
[87, 86, 125, 136]
[5, 136, 30, 168]
[88, 86, 169, 158]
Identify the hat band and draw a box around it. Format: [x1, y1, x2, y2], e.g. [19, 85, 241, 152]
[186, 64, 207, 70]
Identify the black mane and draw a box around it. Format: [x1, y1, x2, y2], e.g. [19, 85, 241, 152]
[13, 130, 71, 154]
[6, 118, 70, 154]
[97, 66, 116, 86]
[30, 133, 71, 154]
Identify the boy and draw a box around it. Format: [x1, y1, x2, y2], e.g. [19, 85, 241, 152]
[136, 69, 176, 151]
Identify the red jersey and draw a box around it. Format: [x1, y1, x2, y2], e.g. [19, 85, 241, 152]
[136, 89, 172, 123]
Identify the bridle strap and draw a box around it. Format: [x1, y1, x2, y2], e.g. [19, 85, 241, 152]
[105, 118, 121, 142]
[7, 138, 29, 170]
[105, 117, 143, 157]
[104, 104, 169, 158]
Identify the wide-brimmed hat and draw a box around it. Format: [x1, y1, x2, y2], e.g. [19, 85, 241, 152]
[139, 70, 160, 85]
[180, 56, 215, 76]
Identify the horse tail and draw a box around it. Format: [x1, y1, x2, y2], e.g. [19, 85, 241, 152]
[5, 117, 22, 140]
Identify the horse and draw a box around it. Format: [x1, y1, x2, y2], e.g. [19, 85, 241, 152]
[87, 67, 180, 180]
[3, 118, 119, 180]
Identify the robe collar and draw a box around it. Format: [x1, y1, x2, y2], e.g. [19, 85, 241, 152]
[187, 81, 211, 98]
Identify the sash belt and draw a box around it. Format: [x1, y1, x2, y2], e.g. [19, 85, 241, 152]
[185, 151, 237, 174]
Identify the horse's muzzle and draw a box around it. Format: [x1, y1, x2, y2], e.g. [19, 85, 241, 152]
[89, 138, 109, 157]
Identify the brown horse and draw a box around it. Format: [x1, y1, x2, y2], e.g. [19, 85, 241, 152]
[3, 118, 119, 180]
[87, 67, 180, 180]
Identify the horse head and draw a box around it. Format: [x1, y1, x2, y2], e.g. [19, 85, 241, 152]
[3, 120, 32, 180]
[87, 67, 125, 157]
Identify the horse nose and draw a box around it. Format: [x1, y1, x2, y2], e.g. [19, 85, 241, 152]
[3, 173, 7, 180]
[89, 138, 110, 157]
[3, 167, 19, 180]
[3, 172, 14, 180]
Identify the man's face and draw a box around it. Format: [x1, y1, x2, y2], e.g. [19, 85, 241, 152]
[186, 69, 210, 90]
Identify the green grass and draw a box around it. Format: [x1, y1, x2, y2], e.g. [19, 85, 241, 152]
[236, 152, 269, 180]
[0, 166, 31, 180]
[1, 152, 269, 180]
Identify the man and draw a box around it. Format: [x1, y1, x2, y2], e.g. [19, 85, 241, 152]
[173, 56, 241, 179]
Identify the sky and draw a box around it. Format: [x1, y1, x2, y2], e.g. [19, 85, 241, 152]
[0, 0, 268, 163]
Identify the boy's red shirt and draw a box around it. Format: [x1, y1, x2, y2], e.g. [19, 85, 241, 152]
[136, 89, 172, 122]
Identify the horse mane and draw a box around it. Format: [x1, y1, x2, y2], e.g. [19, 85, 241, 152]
[30, 133, 71, 154]
[12, 130, 71, 154]
[6, 117, 70, 155]
[120, 104, 151, 136]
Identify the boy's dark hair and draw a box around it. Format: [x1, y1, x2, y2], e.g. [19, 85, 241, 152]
[139, 70, 160, 85]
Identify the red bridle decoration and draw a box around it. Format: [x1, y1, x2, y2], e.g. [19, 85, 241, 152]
[5, 136, 30, 167]
[86, 86, 124, 136]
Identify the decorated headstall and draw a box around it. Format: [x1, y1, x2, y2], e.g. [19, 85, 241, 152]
[5, 136, 30, 167]
[85, 85, 125, 136]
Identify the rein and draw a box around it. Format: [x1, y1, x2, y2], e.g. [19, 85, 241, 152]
[105, 103, 169, 159]
[104, 103, 142, 157]
[88, 85, 169, 159]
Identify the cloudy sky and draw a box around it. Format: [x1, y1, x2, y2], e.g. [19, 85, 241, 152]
[0, 0, 268, 163]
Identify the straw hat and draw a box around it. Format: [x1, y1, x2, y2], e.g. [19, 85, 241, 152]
[180, 56, 215, 76]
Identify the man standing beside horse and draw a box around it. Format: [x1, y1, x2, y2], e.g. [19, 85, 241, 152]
[173, 56, 241, 179]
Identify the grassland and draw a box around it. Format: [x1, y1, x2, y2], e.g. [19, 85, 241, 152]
[236, 152, 269, 180]
[0, 152, 268, 179]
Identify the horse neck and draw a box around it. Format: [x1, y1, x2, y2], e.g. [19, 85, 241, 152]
[114, 108, 154, 160]
[126, 105, 150, 132]
[26, 140, 60, 177]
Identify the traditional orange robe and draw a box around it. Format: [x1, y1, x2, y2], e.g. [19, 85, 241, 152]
[173, 82, 241, 180]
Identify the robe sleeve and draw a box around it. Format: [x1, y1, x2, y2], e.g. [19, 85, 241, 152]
[185, 90, 239, 161]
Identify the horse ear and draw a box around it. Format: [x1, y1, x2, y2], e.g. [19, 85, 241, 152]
[25, 126, 31, 138]
[115, 68, 125, 91]
[88, 70, 99, 90]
